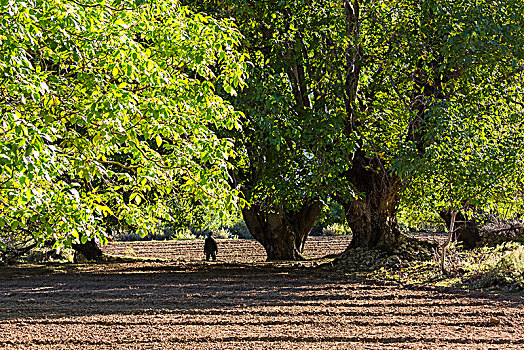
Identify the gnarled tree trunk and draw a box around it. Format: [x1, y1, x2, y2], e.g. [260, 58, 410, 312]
[337, 2, 401, 251]
[242, 201, 322, 260]
[341, 151, 402, 250]
[72, 239, 102, 261]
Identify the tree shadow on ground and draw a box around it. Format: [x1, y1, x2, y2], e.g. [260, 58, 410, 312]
[1, 262, 523, 348]
[1, 263, 522, 315]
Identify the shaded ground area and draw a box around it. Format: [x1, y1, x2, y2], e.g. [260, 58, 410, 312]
[102, 236, 352, 262]
[1, 259, 523, 349]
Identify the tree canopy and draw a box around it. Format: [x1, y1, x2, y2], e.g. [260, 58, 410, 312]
[2, 0, 523, 261]
[176, 0, 524, 258]
[0, 0, 247, 251]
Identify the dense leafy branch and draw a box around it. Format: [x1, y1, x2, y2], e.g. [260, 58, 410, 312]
[0, 0, 248, 251]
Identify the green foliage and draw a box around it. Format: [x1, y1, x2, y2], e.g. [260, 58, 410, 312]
[191, 0, 524, 228]
[397, 211, 444, 233]
[321, 223, 351, 237]
[0, 0, 247, 250]
[399, 101, 524, 223]
[370, 240, 524, 293]
[173, 229, 197, 241]
[166, 197, 212, 232]
[496, 245, 524, 276]
[187, 0, 355, 210]
[345, 0, 524, 226]
[465, 243, 524, 291]
[225, 216, 252, 239]
[4, 0, 524, 257]
[317, 200, 346, 226]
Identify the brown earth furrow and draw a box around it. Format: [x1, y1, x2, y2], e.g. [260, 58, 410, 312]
[1, 314, 522, 331]
[102, 237, 351, 262]
[1, 239, 522, 349]
[2, 331, 524, 347]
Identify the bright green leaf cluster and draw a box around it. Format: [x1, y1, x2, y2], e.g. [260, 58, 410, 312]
[0, 0, 247, 250]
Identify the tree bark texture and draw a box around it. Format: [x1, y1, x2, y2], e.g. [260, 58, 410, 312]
[337, 1, 403, 251]
[341, 150, 402, 250]
[72, 239, 103, 261]
[439, 209, 480, 249]
[242, 201, 322, 260]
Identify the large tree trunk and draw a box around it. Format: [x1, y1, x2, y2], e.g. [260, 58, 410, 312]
[72, 239, 103, 261]
[439, 209, 480, 249]
[341, 150, 402, 250]
[242, 201, 322, 260]
[337, 2, 401, 250]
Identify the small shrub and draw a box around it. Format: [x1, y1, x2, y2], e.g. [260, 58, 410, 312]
[115, 232, 143, 241]
[25, 247, 75, 264]
[498, 245, 524, 271]
[213, 228, 232, 239]
[173, 229, 196, 241]
[124, 247, 137, 256]
[228, 220, 253, 239]
[493, 245, 524, 284]
[466, 243, 524, 291]
[322, 223, 351, 236]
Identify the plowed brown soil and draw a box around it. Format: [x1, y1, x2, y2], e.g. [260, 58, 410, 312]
[102, 236, 352, 262]
[1, 238, 523, 349]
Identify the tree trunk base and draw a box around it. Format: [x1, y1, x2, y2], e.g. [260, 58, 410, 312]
[72, 239, 102, 262]
[340, 149, 402, 251]
[242, 201, 322, 261]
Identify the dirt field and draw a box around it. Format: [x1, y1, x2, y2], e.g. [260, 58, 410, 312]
[102, 236, 352, 262]
[1, 238, 523, 349]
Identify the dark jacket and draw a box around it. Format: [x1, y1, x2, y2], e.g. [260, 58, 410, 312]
[204, 236, 218, 253]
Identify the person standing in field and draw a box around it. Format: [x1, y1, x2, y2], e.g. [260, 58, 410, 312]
[204, 231, 218, 261]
